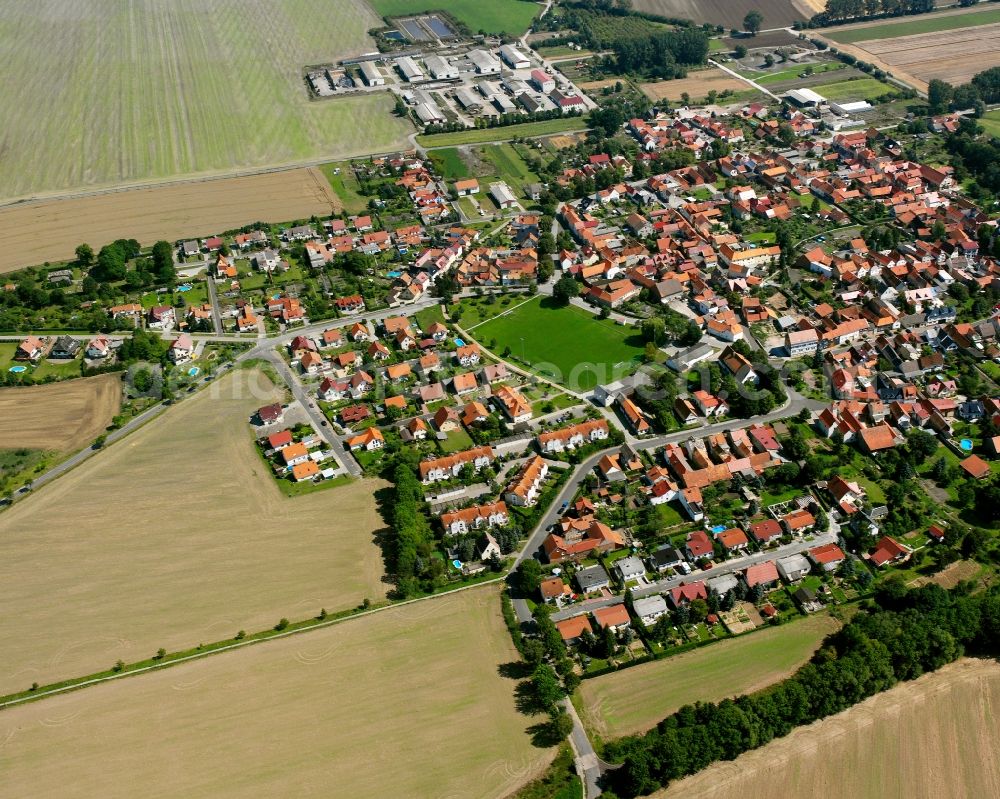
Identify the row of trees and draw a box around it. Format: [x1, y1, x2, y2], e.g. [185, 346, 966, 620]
[819, 0, 936, 23]
[610, 28, 710, 79]
[603, 581, 1000, 797]
[385, 463, 441, 598]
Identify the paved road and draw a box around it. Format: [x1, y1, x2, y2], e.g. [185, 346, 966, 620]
[510, 389, 824, 624]
[205, 274, 224, 335]
[550, 530, 838, 622]
[562, 696, 604, 799]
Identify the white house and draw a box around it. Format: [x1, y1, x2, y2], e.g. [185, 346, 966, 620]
[633, 595, 668, 626]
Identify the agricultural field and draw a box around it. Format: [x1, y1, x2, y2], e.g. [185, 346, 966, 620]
[460, 296, 644, 391]
[579, 614, 840, 740]
[417, 117, 589, 147]
[429, 147, 473, 181]
[0, 586, 551, 799]
[844, 23, 1000, 86]
[0, 374, 122, 452]
[812, 76, 897, 102]
[0, 168, 341, 274]
[630, 0, 816, 29]
[0, 370, 388, 696]
[823, 5, 1000, 44]
[651, 658, 1000, 799]
[0, 1, 412, 201]
[640, 68, 754, 102]
[367, 0, 540, 35]
[981, 110, 1000, 138]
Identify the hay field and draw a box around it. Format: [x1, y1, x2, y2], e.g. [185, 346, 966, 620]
[849, 24, 1000, 86]
[579, 614, 839, 740]
[640, 68, 753, 102]
[0, 1, 413, 201]
[631, 0, 813, 28]
[0, 168, 340, 274]
[651, 658, 1000, 799]
[0, 374, 121, 452]
[0, 370, 387, 695]
[0, 586, 550, 799]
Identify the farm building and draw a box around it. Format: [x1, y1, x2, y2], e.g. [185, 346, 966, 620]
[492, 94, 517, 114]
[499, 44, 529, 69]
[396, 57, 424, 82]
[425, 55, 459, 81]
[415, 101, 445, 124]
[786, 88, 825, 107]
[454, 87, 483, 112]
[530, 68, 554, 92]
[490, 182, 518, 209]
[468, 49, 501, 75]
[830, 100, 872, 116]
[359, 61, 384, 86]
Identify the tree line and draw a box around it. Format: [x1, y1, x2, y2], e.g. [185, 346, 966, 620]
[817, 0, 936, 24]
[601, 580, 1000, 797]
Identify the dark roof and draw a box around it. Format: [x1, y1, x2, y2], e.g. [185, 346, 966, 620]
[649, 546, 683, 567]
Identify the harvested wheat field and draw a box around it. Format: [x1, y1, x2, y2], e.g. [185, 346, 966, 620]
[0, 585, 549, 799]
[652, 658, 1000, 799]
[0, 370, 387, 695]
[0, 1, 412, 201]
[0, 168, 340, 274]
[911, 559, 985, 590]
[854, 24, 1000, 86]
[0, 374, 121, 452]
[580, 614, 839, 740]
[632, 0, 813, 28]
[641, 68, 753, 102]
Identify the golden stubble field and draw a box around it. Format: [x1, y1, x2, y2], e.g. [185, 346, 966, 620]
[652, 658, 1000, 799]
[854, 24, 1000, 86]
[0, 373, 121, 452]
[0, 0, 413, 201]
[641, 68, 751, 102]
[0, 168, 341, 274]
[0, 370, 387, 695]
[0, 586, 550, 799]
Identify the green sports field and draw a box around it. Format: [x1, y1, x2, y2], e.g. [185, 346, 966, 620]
[462, 296, 644, 391]
[981, 110, 1000, 138]
[825, 7, 1000, 44]
[0, 1, 413, 200]
[367, 0, 541, 35]
[813, 76, 896, 102]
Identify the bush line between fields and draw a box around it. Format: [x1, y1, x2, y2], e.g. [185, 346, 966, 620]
[0, 576, 504, 711]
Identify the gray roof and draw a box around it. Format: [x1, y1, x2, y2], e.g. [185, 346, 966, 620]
[616, 555, 646, 578]
[575, 564, 610, 592]
[633, 595, 667, 618]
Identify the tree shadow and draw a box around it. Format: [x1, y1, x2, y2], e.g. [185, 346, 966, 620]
[498, 660, 533, 680]
[527, 718, 564, 748]
[515, 679, 549, 716]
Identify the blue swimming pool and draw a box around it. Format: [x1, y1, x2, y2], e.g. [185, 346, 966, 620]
[8, 365, 27, 374]
[386, 271, 402, 278]
[454, 338, 465, 346]
[452, 559, 462, 569]
[960, 439, 974, 451]
[176, 283, 193, 292]
[188, 366, 201, 377]
[710, 524, 726, 534]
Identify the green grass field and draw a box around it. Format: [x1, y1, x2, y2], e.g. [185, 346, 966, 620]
[578, 614, 841, 740]
[418, 117, 589, 148]
[463, 296, 644, 391]
[814, 76, 896, 102]
[981, 110, 1000, 138]
[825, 7, 1000, 43]
[319, 161, 370, 213]
[479, 143, 540, 197]
[750, 61, 847, 86]
[0, 1, 412, 200]
[429, 147, 471, 181]
[368, 0, 540, 35]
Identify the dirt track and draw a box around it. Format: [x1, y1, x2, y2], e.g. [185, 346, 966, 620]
[653, 658, 1000, 799]
[0, 167, 340, 274]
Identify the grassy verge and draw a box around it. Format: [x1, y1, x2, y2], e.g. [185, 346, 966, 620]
[319, 161, 369, 214]
[418, 117, 588, 148]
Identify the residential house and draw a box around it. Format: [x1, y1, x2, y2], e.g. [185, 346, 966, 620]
[633, 595, 669, 626]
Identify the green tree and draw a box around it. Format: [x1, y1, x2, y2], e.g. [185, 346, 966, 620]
[552, 275, 580, 306]
[743, 10, 763, 35]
